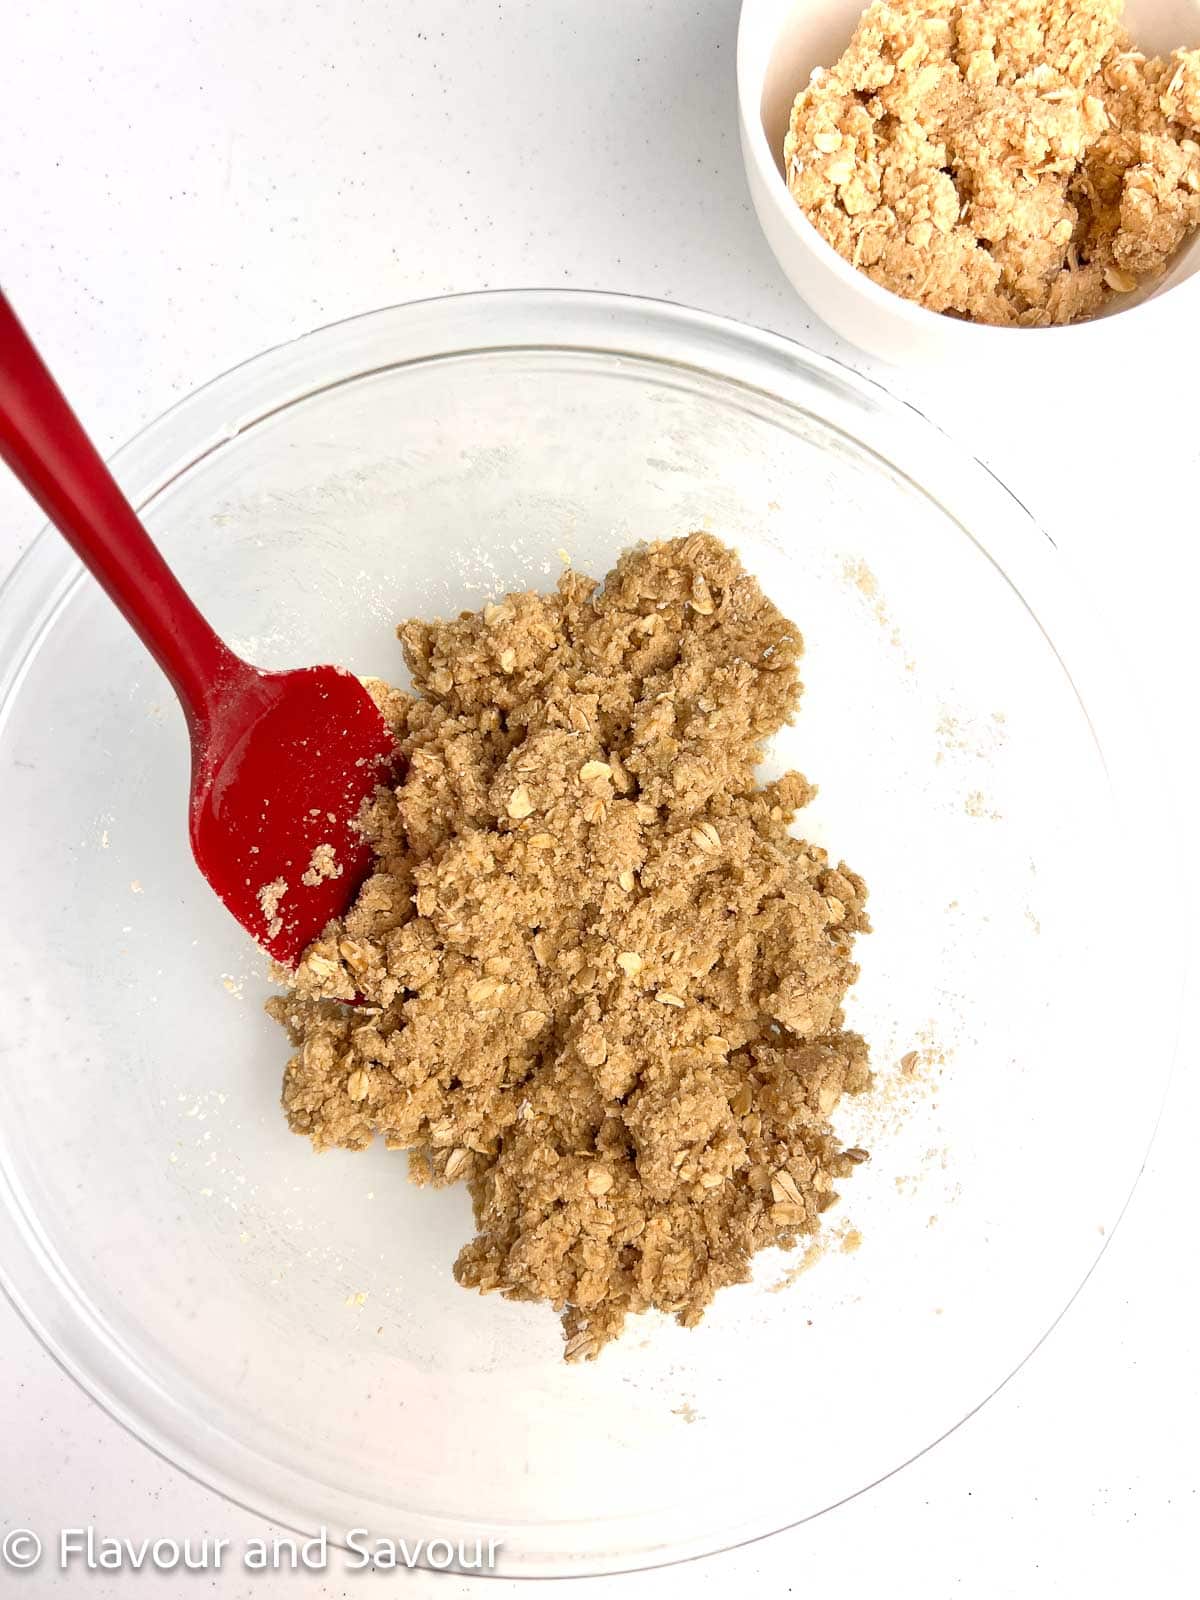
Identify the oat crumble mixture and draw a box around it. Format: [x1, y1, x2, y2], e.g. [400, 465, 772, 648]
[270, 534, 872, 1361]
[785, 0, 1200, 325]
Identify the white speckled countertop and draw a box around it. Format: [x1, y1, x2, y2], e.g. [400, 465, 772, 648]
[2, 1, 1197, 1594]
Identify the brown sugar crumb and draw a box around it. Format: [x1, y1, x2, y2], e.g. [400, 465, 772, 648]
[300, 843, 343, 887]
[257, 877, 287, 941]
[784, 1, 1200, 326]
[270, 534, 873, 1360]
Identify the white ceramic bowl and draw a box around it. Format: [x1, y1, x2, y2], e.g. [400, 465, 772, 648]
[738, 0, 1200, 363]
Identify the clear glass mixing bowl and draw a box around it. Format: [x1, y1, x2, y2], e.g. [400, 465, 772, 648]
[0, 291, 1180, 1575]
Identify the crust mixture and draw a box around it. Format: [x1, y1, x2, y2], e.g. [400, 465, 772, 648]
[269, 535, 871, 1359]
[785, 0, 1200, 325]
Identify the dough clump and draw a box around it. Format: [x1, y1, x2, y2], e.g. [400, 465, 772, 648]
[270, 534, 871, 1359]
[785, 0, 1200, 325]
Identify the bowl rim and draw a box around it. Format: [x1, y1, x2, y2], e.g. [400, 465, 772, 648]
[0, 287, 1184, 1577]
[735, 0, 1200, 342]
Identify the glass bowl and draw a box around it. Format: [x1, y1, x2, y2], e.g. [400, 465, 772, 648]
[0, 291, 1179, 1576]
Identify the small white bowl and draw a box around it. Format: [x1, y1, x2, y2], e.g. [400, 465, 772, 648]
[737, 0, 1200, 363]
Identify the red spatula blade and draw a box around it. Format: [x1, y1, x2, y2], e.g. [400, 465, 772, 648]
[0, 290, 402, 967]
[189, 664, 399, 965]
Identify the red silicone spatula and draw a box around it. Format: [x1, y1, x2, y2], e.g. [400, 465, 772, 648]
[0, 290, 399, 965]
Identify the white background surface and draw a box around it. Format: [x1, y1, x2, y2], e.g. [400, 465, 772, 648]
[2, 1, 1197, 1594]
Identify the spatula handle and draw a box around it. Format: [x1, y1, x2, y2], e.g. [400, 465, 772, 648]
[0, 289, 238, 725]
